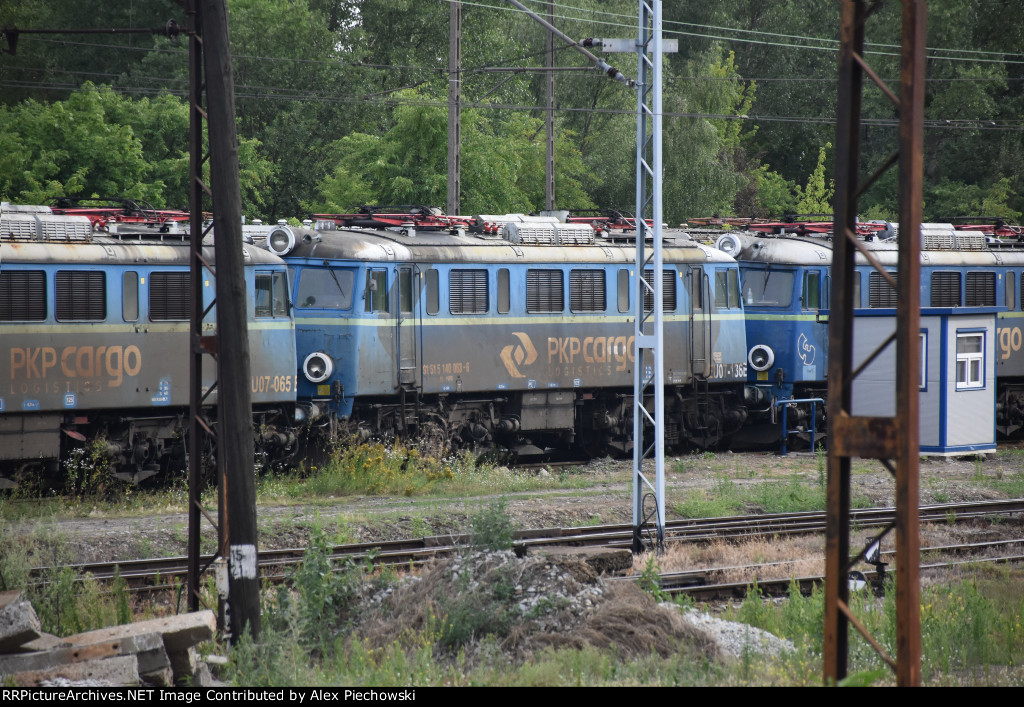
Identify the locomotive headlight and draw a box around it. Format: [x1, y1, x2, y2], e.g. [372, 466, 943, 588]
[715, 233, 742, 256]
[303, 352, 334, 383]
[268, 226, 296, 256]
[748, 344, 775, 372]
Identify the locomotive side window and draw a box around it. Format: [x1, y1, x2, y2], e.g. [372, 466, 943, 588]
[399, 268, 413, 314]
[714, 271, 729, 309]
[150, 272, 191, 321]
[868, 271, 898, 308]
[570, 270, 606, 312]
[255, 271, 289, 318]
[643, 269, 676, 312]
[955, 331, 985, 389]
[802, 271, 820, 310]
[498, 268, 510, 314]
[965, 271, 995, 306]
[617, 269, 629, 313]
[365, 269, 388, 312]
[123, 271, 139, 321]
[449, 269, 488, 314]
[931, 272, 961, 307]
[56, 271, 105, 321]
[425, 270, 439, 315]
[714, 268, 741, 310]
[296, 268, 354, 309]
[852, 272, 860, 308]
[0, 270, 46, 321]
[1007, 272, 1015, 310]
[742, 270, 793, 307]
[527, 269, 564, 313]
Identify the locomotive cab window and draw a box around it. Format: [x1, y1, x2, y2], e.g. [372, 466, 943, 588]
[0, 270, 46, 321]
[255, 270, 289, 318]
[527, 269, 564, 313]
[742, 269, 793, 307]
[450, 269, 488, 314]
[296, 268, 354, 309]
[365, 269, 388, 313]
[570, 270, 606, 312]
[56, 271, 105, 321]
[150, 272, 191, 321]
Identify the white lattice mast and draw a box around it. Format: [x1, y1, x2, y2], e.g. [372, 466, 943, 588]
[631, 0, 665, 552]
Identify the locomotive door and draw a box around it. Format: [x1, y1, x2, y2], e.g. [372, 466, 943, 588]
[395, 266, 419, 391]
[689, 266, 711, 377]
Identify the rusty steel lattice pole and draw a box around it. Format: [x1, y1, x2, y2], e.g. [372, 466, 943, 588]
[827, 0, 924, 686]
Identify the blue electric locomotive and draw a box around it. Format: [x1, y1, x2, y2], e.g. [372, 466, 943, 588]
[714, 219, 1024, 445]
[0, 203, 299, 487]
[263, 210, 750, 456]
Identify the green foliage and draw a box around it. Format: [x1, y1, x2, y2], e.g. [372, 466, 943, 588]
[61, 440, 130, 500]
[794, 142, 834, 215]
[637, 556, 668, 603]
[288, 528, 363, 649]
[469, 500, 515, 552]
[311, 93, 596, 215]
[0, 83, 273, 215]
[752, 164, 798, 217]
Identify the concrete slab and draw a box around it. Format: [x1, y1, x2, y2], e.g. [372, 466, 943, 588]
[0, 600, 42, 652]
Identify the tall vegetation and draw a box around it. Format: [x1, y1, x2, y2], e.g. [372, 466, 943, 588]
[0, 0, 1019, 222]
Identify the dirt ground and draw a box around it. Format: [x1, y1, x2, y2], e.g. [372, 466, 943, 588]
[7, 449, 1022, 568]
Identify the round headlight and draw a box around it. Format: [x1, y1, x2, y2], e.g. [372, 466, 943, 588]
[268, 226, 296, 256]
[748, 344, 775, 372]
[303, 352, 334, 383]
[715, 233, 742, 256]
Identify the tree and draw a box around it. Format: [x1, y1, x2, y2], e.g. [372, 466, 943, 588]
[309, 90, 596, 215]
[794, 142, 834, 215]
[0, 84, 272, 213]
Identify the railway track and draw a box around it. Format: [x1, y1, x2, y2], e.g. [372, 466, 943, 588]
[32, 498, 1024, 592]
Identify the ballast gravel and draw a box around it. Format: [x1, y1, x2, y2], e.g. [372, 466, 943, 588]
[668, 605, 796, 659]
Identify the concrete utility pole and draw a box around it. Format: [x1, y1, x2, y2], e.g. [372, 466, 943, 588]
[448, 1, 461, 215]
[185, 0, 259, 643]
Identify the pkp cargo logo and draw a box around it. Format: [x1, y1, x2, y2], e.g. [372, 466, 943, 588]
[500, 332, 537, 378]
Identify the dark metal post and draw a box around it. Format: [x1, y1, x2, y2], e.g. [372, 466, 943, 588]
[201, 0, 260, 643]
[447, 1, 461, 215]
[895, 0, 925, 686]
[826, 0, 924, 685]
[545, 1, 555, 210]
[186, 0, 206, 616]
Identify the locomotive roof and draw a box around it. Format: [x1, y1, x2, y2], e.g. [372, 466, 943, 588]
[0, 238, 283, 267]
[282, 226, 737, 265]
[722, 231, 1024, 267]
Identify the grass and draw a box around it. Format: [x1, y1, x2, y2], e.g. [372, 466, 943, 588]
[722, 567, 1024, 686]
[671, 474, 871, 519]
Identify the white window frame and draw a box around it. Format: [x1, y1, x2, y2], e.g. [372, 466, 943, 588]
[955, 331, 985, 390]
